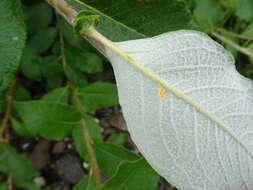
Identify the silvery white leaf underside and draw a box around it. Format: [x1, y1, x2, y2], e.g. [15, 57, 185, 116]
[105, 30, 253, 190]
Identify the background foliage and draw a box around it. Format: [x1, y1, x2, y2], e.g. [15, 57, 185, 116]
[0, 0, 253, 189]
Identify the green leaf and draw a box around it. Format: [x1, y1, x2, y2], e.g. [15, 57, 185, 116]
[72, 176, 97, 190]
[41, 56, 64, 89]
[0, 90, 7, 114]
[193, 0, 224, 32]
[100, 158, 159, 190]
[20, 46, 43, 81]
[0, 0, 26, 91]
[228, 0, 253, 22]
[14, 101, 81, 140]
[73, 115, 102, 160]
[241, 22, 253, 38]
[0, 85, 31, 114]
[14, 85, 31, 101]
[247, 43, 253, 64]
[42, 87, 70, 104]
[78, 82, 119, 113]
[25, 2, 53, 34]
[66, 0, 193, 41]
[64, 44, 103, 74]
[63, 63, 88, 86]
[78, 53, 103, 73]
[0, 143, 39, 189]
[224, 34, 239, 58]
[107, 133, 126, 145]
[94, 142, 139, 176]
[29, 27, 58, 54]
[11, 119, 34, 138]
[0, 182, 7, 190]
[63, 44, 88, 86]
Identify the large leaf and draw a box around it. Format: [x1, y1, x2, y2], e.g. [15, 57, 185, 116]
[66, 0, 193, 41]
[0, 143, 39, 190]
[0, 0, 26, 91]
[104, 30, 253, 190]
[100, 158, 159, 190]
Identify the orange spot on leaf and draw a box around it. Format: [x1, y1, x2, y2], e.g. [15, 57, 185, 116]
[159, 87, 166, 99]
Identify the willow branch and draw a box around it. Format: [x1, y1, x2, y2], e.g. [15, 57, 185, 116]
[217, 28, 253, 41]
[69, 83, 101, 184]
[1, 79, 16, 142]
[212, 32, 253, 58]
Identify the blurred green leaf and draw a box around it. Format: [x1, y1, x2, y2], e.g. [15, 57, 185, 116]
[67, 0, 193, 41]
[14, 101, 81, 140]
[42, 87, 70, 104]
[100, 158, 159, 190]
[0, 143, 40, 189]
[193, 0, 224, 32]
[0, 90, 6, 114]
[0, 0, 26, 91]
[242, 22, 253, 37]
[72, 176, 97, 190]
[224, 34, 239, 58]
[78, 82, 118, 113]
[14, 85, 31, 101]
[29, 27, 58, 54]
[0, 85, 30, 114]
[79, 53, 103, 73]
[0, 182, 7, 190]
[94, 142, 139, 176]
[247, 43, 253, 64]
[41, 56, 63, 78]
[64, 45, 103, 74]
[73, 115, 102, 160]
[107, 133, 126, 145]
[11, 119, 34, 138]
[20, 46, 43, 81]
[228, 0, 253, 22]
[25, 2, 53, 34]
[41, 56, 64, 89]
[63, 44, 88, 86]
[63, 63, 88, 87]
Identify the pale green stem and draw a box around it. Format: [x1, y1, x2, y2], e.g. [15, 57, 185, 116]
[212, 31, 253, 58]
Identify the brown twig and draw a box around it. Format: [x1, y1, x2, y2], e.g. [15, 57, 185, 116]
[68, 83, 102, 184]
[7, 177, 13, 190]
[1, 79, 16, 142]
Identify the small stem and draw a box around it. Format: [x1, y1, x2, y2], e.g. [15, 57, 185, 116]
[69, 84, 101, 184]
[7, 177, 13, 190]
[81, 119, 101, 183]
[212, 32, 253, 58]
[217, 28, 253, 41]
[1, 79, 16, 141]
[47, 0, 77, 24]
